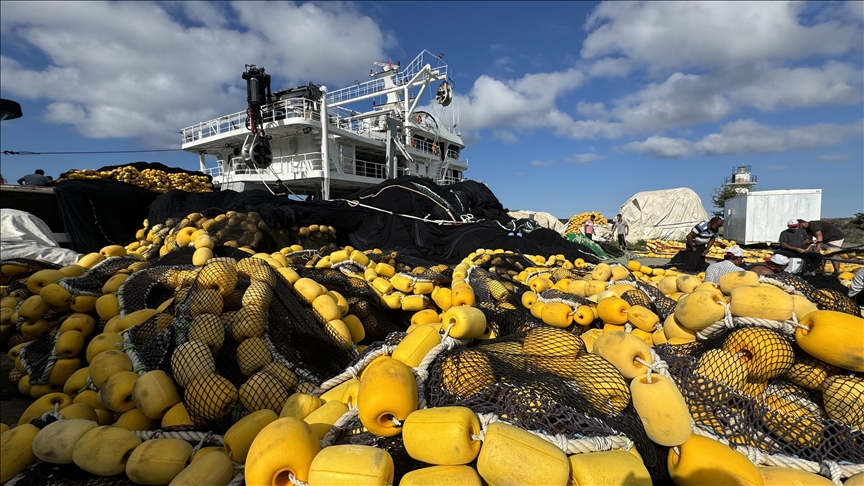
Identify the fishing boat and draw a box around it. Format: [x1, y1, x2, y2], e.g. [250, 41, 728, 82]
[179, 50, 467, 200]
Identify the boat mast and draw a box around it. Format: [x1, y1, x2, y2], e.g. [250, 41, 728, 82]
[320, 88, 330, 201]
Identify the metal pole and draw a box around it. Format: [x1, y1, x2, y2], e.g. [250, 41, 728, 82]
[198, 152, 206, 172]
[320, 89, 330, 201]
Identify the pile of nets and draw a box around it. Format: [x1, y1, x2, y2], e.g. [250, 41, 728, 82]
[563, 211, 609, 235]
[58, 162, 212, 193]
[2, 236, 862, 485]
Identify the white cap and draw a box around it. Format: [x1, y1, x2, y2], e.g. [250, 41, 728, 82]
[770, 254, 790, 265]
[725, 247, 745, 257]
[787, 219, 799, 227]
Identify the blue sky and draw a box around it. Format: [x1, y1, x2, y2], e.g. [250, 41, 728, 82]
[1, 1, 862, 218]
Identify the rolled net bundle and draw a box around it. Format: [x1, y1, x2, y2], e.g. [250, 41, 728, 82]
[142, 256, 362, 432]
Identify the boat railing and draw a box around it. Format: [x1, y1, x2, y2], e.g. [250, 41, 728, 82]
[207, 153, 387, 181]
[437, 174, 464, 185]
[181, 97, 462, 146]
[326, 50, 448, 105]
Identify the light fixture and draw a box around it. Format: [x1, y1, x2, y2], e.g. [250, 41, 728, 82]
[302, 127, 312, 134]
[438, 53, 444, 60]
[354, 80, 360, 86]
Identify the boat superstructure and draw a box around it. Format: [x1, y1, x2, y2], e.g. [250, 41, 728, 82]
[180, 51, 467, 199]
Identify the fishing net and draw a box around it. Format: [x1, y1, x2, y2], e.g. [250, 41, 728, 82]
[3, 197, 863, 486]
[657, 329, 864, 467]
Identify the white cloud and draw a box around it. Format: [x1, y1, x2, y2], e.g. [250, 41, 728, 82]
[176, 2, 229, 29]
[515, 171, 527, 177]
[728, 62, 862, 111]
[452, 68, 594, 139]
[530, 160, 557, 167]
[622, 136, 693, 159]
[595, 62, 863, 133]
[566, 153, 603, 165]
[623, 119, 864, 159]
[492, 56, 513, 72]
[492, 130, 519, 144]
[610, 72, 735, 132]
[588, 57, 631, 77]
[814, 154, 850, 162]
[576, 101, 609, 120]
[0, 1, 391, 145]
[582, 2, 863, 69]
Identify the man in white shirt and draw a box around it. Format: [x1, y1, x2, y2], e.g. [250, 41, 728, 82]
[849, 267, 864, 307]
[705, 247, 745, 284]
[611, 214, 629, 250]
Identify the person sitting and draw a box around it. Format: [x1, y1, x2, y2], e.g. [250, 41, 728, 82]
[749, 254, 789, 276]
[776, 219, 820, 274]
[798, 219, 846, 274]
[705, 247, 745, 284]
[273, 180, 288, 197]
[669, 216, 726, 273]
[17, 169, 52, 186]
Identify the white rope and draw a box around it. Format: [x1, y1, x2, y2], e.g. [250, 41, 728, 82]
[697, 315, 799, 339]
[312, 345, 395, 397]
[121, 329, 149, 376]
[319, 406, 359, 448]
[758, 276, 808, 298]
[132, 429, 224, 443]
[471, 411, 632, 456]
[690, 419, 863, 481]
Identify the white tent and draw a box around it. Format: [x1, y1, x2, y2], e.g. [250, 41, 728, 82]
[618, 188, 710, 242]
[1, 209, 81, 265]
[508, 210, 566, 233]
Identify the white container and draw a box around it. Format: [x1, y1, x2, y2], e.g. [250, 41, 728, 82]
[724, 189, 822, 244]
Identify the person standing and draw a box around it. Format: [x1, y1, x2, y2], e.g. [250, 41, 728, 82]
[704, 247, 746, 283]
[17, 169, 52, 186]
[273, 179, 288, 197]
[670, 217, 725, 273]
[798, 219, 846, 274]
[849, 267, 864, 307]
[776, 219, 820, 274]
[583, 214, 595, 241]
[611, 214, 629, 250]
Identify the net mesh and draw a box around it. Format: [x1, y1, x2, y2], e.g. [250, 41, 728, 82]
[657, 329, 864, 465]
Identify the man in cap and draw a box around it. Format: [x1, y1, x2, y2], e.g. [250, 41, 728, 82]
[750, 254, 790, 276]
[798, 219, 846, 274]
[777, 219, 820, 274]
[669, 216, 725, 273]
[704, 246, 745, 284]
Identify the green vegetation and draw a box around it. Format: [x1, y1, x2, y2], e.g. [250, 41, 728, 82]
[710, 186, 740, 218]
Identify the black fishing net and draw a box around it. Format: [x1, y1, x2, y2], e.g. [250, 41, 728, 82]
[657, 329, 864, 466]
[116, 256, 369, 432]
[423, 330, 670, 483]
[53, 180, 159, 254]
[136, 176, 601, 265]
[764, 273, 862, 316]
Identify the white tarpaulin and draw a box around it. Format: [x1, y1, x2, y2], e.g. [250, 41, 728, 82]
[508, 210, 566, 233]
[0, 208, 81, 265]
[619, 188, 710, 243]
